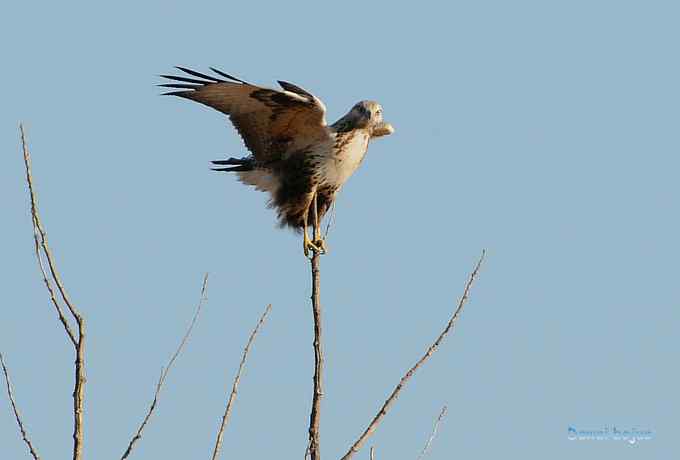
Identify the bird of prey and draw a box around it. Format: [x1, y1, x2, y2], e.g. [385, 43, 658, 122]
[160, 67, 394, 256]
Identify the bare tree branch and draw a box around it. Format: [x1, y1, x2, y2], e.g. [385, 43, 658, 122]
[15, 126, 480, 460]
[339, 250, 486, 460]
[20, 124, 86, 460]
[416, 406, 447, 460]
[211, 303, 272, 460]
[1, 352, 41, 460]
[369, 446, 375, 460]
[120, 273, 209, 460]
[307, 251, 324, 460]
[21, 125, 83, 324]
[71, 331, 86, 460]
[20, 125, 77, 346]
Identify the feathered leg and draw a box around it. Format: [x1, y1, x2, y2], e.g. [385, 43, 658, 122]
[312, 193, 327, 254]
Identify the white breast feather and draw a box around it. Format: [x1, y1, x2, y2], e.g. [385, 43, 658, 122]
[321, 132, 369, 188]
[238, 131, 368, 198]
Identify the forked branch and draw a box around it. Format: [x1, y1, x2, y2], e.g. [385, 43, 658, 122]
[20, 124, 86, 460]
[211, 303, 272, 460]
[340, 250, 486, 460]
[20, 125, 79, 346]
[120, 273, 209, 460]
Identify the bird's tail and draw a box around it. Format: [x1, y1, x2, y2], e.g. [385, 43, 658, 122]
[211, 157, 254, 172]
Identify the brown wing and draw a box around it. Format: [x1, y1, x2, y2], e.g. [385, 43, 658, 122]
[160, 67, 330, 163]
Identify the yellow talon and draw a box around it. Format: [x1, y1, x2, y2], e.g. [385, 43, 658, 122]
[303, 192, 327, 257]
[314, 238, 328, 254]
[310, 193, 327, 255]
[304, 231, 321, 257]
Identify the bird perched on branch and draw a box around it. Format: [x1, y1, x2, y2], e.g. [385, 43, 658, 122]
[160, 67, 394, 256]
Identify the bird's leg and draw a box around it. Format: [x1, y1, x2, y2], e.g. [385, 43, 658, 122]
[303, 203, 321, 257]
[312, 192, 327, 254]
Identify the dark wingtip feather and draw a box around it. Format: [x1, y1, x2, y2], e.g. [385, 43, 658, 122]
[161, 74, 212, 85]
[158, 83, 202, 90]
[211, 157, 248, 165]
[210, 67, 247, 84]
[175, 66, 224, 82]
[160, 90, 188, 96]
[277, 80, 314, 99]
[211, 166, 251, 172]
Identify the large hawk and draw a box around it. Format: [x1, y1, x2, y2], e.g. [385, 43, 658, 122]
[160, 67, 394, 256]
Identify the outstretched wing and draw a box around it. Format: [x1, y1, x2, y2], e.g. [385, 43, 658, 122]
[160, 67, 329, 163]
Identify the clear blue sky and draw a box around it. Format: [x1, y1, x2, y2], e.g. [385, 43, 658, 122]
[1, 1, 677, 458]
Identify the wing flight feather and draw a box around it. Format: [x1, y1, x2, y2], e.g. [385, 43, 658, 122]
[160, 67, 329, 162]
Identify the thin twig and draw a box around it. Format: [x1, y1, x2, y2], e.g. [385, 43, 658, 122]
[211, 303, 272, 460]
[21, 125, 83, 325]
[120, 273, 209, 460]
[308, 251, 324, 460]
[1, 352, 41, 460]
[370, 446, 375, 460]
[323, 201, 336, 240]
[340, 250, 486, 460]
[20, 125, 77, 345]
[20, 124, 86, 460]
[416, 406, 447, 460]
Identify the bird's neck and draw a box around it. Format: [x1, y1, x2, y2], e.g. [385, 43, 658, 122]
[331, 119, 354, 133]
[331, 114, 364, 133]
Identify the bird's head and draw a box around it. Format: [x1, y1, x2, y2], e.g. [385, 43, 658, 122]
[347, 101, 394, 138]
